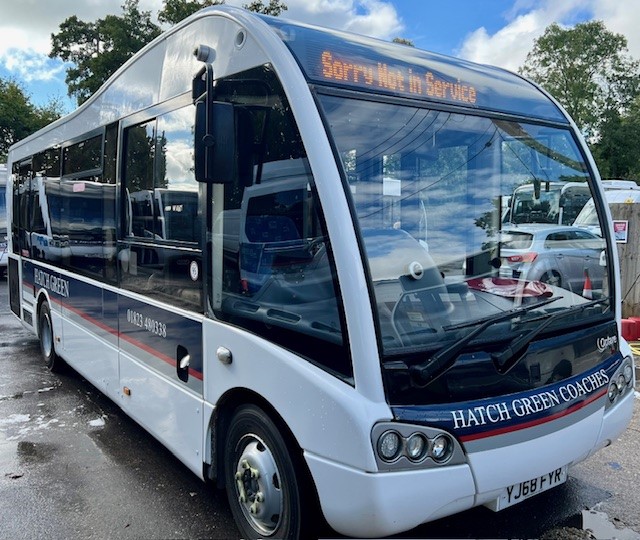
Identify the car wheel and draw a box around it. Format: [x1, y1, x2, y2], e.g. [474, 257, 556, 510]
[540, 271, 562, 288]
[223, 404, 314, 539]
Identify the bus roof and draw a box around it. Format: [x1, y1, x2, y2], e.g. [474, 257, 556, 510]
[9, 6, 568, 163]
[262, 15, 568, 123]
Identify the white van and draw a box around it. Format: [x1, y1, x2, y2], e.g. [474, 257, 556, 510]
[573, 188, 640, 236]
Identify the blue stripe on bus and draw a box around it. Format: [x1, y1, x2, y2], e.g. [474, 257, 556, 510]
[392, 353, 621, 442]
[23, 260, 204, 379]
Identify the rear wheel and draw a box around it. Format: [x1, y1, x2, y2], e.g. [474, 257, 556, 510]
[540, 271, 561, 288]
[39, 302, 63, 372]
[223, 404, 313, 539]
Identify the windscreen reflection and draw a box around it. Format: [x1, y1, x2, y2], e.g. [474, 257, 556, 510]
[319, 94, 611, 354]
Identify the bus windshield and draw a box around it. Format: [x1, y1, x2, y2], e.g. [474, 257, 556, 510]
[319, 93, 611, 356]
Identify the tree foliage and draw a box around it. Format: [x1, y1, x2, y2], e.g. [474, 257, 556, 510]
[50, 0, 161, 104]
[157, 0, 224, 25]
[520, 21, 640, 140]
[0, 78, 64, 161]
[243, 0, 287, 16]
[591, 98, 640, 180]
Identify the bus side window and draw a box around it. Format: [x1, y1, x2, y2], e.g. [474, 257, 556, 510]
[120, 103, 203, 311]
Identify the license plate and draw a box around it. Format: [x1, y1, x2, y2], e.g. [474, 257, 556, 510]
[492, 466, 567, 511]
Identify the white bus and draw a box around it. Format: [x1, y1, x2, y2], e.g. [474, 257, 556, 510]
[507, 181, 591, 225]
[6, 6, 635, 538]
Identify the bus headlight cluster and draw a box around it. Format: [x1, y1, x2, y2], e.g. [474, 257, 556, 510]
[377, 430, 453, 464]
[608, 357, 634, 403]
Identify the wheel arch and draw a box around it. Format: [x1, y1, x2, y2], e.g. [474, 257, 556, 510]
[35, 290, 52, 335]
[205, 387, 318, 498]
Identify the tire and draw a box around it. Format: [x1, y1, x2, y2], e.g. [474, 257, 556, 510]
[540, 271, 562, 288]
[223, 404, 314, 539]
[39, 302, 63, 372]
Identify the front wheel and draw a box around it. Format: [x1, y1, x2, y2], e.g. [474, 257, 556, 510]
[223, 405, 313, 539]
[39, 302, 63, 372]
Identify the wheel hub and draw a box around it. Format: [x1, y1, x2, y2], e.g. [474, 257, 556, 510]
[234, 437, 282, 535]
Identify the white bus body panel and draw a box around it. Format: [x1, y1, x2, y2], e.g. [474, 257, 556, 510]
[61, 311, 120, 401]
[202, 321, 391, 473]
[58, 280, 120, 402]
[119, 353, 204, 477]
[468, 410, 601, 498]
[305, 389, 635, 538]
[306, 456, 476, 538]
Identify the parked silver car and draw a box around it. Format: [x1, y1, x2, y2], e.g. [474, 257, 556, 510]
[499, 224, 606, 294]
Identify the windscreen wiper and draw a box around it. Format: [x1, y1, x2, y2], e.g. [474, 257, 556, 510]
[409, 296, 561, 388]
[491, 297, 610, 374]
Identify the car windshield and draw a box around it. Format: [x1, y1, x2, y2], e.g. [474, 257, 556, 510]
[319, 93, 612, 355]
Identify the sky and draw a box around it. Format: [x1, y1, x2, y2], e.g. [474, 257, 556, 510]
[1, 0, 639, 112]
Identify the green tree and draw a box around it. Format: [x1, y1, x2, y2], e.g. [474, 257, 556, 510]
[0, 78, 64, 161]
[243, 0, 287, 16]
[157, 0, 224, 25]
[158, 0, 287, 24]
[591, 98, 640, 180]
[520, 21, 640, 140]
[50, 0, 161, 105]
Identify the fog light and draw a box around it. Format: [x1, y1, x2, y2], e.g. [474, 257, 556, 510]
[406, 433, 427, 461]
[378, 431, 401, 462]
[608, 383, 618, 402]
[430, 434, 452, 462]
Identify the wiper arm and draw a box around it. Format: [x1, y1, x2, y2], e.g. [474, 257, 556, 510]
[492, 297, 610, 374]
[409, 296, 561, 388]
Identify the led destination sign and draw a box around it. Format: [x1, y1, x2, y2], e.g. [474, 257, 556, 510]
[264, 16, 567, 121]
[320, 50, 478, 105]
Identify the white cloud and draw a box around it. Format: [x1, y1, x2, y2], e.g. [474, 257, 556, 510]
[591, 0, 640, 61]
[0, 0, 124, 57]
[0, 0, 120, 94]
[458, 0, 586, 71]
[2, 49, 67, 83]
[457, 0, 640, 73]
[265, 0, 404, 40]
